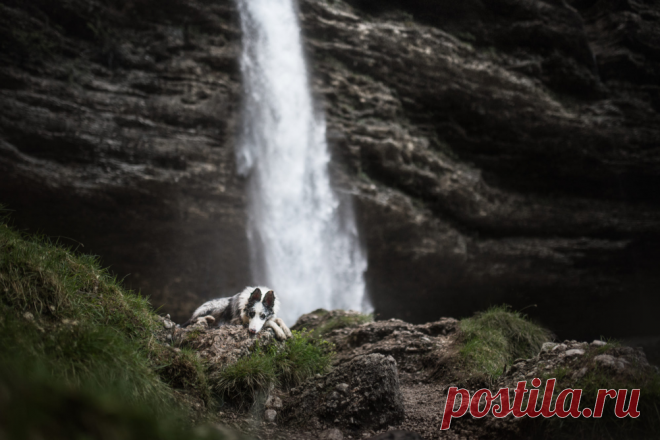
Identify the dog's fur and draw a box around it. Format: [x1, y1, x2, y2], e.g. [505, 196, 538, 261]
[182, 286, 292, 340]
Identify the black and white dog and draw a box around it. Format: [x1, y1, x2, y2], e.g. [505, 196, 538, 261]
[182, 286, 292, 340]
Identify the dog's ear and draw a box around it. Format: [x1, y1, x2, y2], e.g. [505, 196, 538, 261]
[264, 290, 275, 309]
[249, 288, 262, 303]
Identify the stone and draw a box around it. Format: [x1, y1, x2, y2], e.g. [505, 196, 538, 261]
[541, 342, 558, 353]
[264, 409, 277, 423]
[591, 340, 607, 347]
[281, 354, 404, 430]
[336, 383, 350, 394]
[265, 395, 282, 409]
[565, 349, 585, 357]
[594, 354, 629, 371]
[320, 428, 344, 440]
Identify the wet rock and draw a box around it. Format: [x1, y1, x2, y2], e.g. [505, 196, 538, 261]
[282, 354, 404, 430]
[591, 340, 607, 347]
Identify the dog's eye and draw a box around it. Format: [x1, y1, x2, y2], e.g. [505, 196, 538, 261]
[249, 312, 255, 318]
[260, 314, 266, 320]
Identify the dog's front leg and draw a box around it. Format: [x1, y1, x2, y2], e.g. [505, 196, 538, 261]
[266, 319, 287, 340]
[274, 318, 292, 339]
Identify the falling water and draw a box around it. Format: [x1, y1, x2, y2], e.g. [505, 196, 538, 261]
[234, 0, 370, 324]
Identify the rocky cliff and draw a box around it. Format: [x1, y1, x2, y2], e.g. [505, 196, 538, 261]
[1, 0, 659, 341]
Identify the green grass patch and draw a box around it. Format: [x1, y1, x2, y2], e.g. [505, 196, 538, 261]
[459, 305, 553, 377]
[0, 363, 231, 440]
[209, 349, 278, 407]
[210, 330, 333, 407]
[271, 330, 334, 387]
[0, 212, 232, 438]
[314, 313, 373, 336]
[531, 365, 660, 439]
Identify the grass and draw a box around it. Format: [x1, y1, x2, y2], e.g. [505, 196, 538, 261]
[0, 211, 234, 438]
[152, 347, 211, 406]
[209, 349, 278, 407]
[314, 313, 373, 336]
[0, 363, 229, 440]
[459, 305, 553, 377]
[271, 330, 334, 387]
[530, 362, 660, 439]
[210, 331, 333, 407]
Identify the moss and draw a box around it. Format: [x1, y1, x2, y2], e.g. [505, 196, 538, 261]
[459, 305, 552, 377]
[315, 313, 373, 336]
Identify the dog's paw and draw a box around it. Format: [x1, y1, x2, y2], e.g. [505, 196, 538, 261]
[275, 318, 293, 339]
[267, 320, 288, 340]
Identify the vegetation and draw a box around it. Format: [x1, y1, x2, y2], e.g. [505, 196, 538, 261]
[0, 212, 228, 439]
[531, 354, 660, 439]
[314, 312, 373, 336]
[459, 305, 553, 377]
[210, 331, 333, 407]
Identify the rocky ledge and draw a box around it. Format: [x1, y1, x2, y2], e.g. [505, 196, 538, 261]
[163, 310, 658, 440]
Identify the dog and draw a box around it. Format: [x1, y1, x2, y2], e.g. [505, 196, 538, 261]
[182, 286, 292, 340]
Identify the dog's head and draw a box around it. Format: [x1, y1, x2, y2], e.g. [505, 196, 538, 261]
[244, 288, 276, 336]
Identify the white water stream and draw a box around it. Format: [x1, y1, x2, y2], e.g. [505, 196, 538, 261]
[234, 0, 370, 324]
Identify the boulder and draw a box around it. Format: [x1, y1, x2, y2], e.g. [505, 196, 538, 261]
[281, 354, 404, 430]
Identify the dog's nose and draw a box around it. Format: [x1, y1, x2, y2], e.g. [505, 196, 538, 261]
[248, 329, 257, 335]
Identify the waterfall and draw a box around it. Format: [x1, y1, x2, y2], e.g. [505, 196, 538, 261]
[234, 0, 370, 324]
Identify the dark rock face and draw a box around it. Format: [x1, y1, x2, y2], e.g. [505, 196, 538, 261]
[1, 0, 659, 339]
[300, 0, 660, 339]
[281, 353, 405, 431]
[0, 0, 250, 321]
